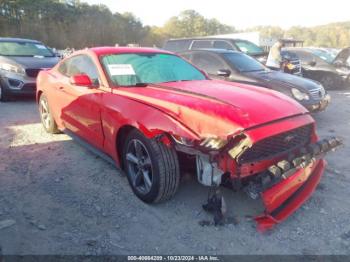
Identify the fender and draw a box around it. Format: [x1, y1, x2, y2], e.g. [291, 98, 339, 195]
[99, 94, 201, 166]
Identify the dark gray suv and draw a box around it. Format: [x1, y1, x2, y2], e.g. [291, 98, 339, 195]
[0, 38, 59, 101]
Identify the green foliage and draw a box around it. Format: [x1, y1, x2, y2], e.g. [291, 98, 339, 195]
[0, 2, 235, 48]
[163, 10, 235, 38]
[246, 23, 350, 48]
[0, 1, 349, 49]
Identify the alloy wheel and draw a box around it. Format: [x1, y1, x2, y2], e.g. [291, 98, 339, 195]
[40, 98, 51, 130]
[125, 139, 153, 194]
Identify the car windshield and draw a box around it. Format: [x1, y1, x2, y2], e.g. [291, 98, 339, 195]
[0, 41, 54, 57]
[234, 40, 264, 55]
[309, 49, 336, 64]
[102, 53, 206, 86]
[223, 52, 267, 72]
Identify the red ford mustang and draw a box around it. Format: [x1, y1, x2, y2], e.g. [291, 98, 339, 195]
[36, 47, 340, 231]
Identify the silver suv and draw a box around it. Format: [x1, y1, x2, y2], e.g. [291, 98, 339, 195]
[0, 38, 59, 101]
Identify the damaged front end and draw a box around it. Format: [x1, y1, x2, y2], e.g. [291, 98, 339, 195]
[170, 118, 342, 231]
[244, 137, 342, 231]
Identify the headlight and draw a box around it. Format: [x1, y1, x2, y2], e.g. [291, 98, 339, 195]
[199, 137, 228, 150]
[291, 88, 310, 101]
[336, 68, 350, 76]
[172, 135, 227, 150]
[0, 63, 25, 75]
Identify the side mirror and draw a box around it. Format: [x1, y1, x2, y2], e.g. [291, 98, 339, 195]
[333, 60, 343, 67]
[70, 74, 94, 87]
[307, 61, 316, 67]
[217, 69, 231, 77]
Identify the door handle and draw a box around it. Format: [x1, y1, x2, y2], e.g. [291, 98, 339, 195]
[58, 86, 64, 90]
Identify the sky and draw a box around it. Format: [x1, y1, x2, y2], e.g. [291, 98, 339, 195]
[84, 0, 350, 29]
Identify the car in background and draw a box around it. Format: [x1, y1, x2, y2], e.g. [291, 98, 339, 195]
[283, 47, 350, 89]
[163, 37, 302, 76]
[163, 37, 268, 63]
[0, 37, 59, 101]
[36, 47, 340, 231]
[180, 49, 329, 112]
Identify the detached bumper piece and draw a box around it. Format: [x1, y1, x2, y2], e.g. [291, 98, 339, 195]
[244, 137, 342, 232]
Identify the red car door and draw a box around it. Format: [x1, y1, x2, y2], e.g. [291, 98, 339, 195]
[56, 55, 105, 150]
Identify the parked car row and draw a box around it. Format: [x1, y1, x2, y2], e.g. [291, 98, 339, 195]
[163, 37, 350, 90]
[0, 37, 343, 231]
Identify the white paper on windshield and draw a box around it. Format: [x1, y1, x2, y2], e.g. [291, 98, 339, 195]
[108, 64, 135, 76]
[35, 44, 47, 49]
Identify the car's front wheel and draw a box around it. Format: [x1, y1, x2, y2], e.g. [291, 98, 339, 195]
[122, 129, 180, 203]
[39, 94, 60, 134]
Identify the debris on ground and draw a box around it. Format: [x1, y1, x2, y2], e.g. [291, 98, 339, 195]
[0, 219, 16, 230]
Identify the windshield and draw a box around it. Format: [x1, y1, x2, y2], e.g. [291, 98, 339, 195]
[223, 52, 267, 72]
[0, 41, 54, 57]
[234, 40, 264, 55]
[309, 49, 336, 64]
[102, 53, 206, 86]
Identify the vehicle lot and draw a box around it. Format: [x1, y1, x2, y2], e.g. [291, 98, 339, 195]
[0, 90, 349, 255]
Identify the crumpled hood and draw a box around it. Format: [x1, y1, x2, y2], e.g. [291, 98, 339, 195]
[334, 47, 350, 67]
[115, 80, 308, 138]
[246, 70, 321, 92]
[2, 56, 59, 69]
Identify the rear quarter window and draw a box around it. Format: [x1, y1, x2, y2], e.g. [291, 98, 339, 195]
[163, 40, 192, 52]
[191, 40, 213, 50]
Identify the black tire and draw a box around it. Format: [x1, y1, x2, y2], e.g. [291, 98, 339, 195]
[0, 85, 10, 102]
[122, 129, 180, 203]
[319, 74, 338, 90]
[39, 94, 60, 134]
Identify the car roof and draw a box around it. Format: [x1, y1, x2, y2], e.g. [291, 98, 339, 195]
[180, 48, 241, 55]
[89, 46, 174, 56]
[0, 37, 42, 43]
[167, 37, 247, 42]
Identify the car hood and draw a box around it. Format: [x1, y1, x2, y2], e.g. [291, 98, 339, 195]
[4, 56, 59, 69]
[245, 70, 321, 92]
[333, 47, 350, 67]
[115, 80, 308, 139]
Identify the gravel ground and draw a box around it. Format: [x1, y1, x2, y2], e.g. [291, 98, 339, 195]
[0, 90, 349, 255]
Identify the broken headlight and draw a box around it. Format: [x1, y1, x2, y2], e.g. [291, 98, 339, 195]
[199, 137, 228, 150]
[291, 88, 310, 101]
[172, 135, 227, 150]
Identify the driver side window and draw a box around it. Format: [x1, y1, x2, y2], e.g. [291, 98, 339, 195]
[191, 52, 226, 75]
[66, 55, 100, 85]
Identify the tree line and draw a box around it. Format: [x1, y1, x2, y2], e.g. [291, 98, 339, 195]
[0, 0, 349, 49]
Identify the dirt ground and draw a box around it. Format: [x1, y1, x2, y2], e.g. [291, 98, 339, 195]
[0, 90, 349, 255]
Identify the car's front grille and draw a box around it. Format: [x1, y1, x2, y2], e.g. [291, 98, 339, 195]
[25, 68, 41, 78]
[309, 87, 325, 100]
[290, 59, 302, 75]
[238, 124, 313, 164]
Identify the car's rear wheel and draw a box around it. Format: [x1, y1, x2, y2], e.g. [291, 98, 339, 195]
[0, 85, 10, 102]
[39, 94, 59, 134]
[320, 74, 338, 90]
[122, 129, 180, 203]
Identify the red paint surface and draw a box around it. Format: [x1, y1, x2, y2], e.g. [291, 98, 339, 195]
[36, 47, 326, 229]
[255, 159, 326, 232]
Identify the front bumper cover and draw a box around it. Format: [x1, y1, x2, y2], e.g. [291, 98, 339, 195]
[248, 137, 342, 231]
[306, 94, 331, 112]
[256, 159, 325, 231]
